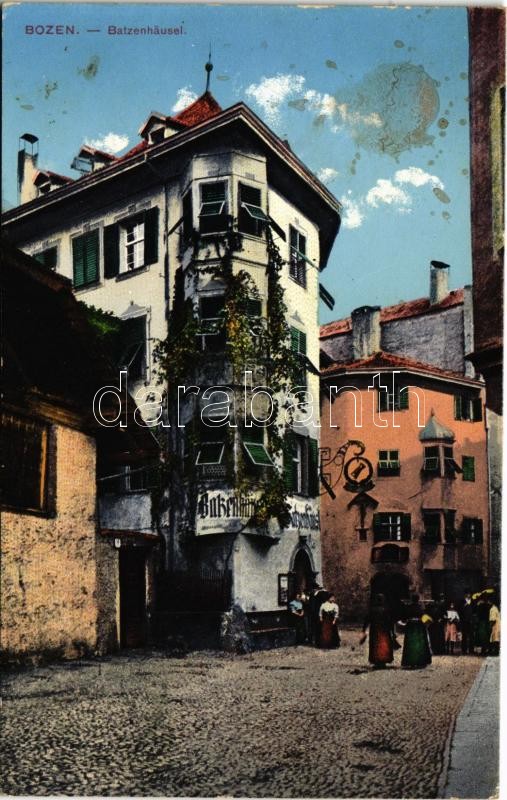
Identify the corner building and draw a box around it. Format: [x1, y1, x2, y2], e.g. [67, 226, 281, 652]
[3, 90, 341, 646]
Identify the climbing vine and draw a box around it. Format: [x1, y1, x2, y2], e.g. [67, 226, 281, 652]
[153, 221, 305, 541]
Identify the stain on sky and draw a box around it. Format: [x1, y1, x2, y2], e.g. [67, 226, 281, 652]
[78, 56, 100, 80]
[326, 59, 337, 70]
[20, 104, 34, 111]
[44, 81, 58, 99]
[323, 62, 440, 159]
[433, 187, 451, 204]
[394, 40, 404, 48]
[216, 74, 230, 82]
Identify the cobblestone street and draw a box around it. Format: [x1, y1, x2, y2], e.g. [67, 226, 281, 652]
[1, 630, 483, 798]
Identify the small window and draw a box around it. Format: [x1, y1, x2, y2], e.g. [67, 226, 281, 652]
[34, 246, 57, 271]
[443, 445, 462, 478]
[238, 183, 265, 237]
[104, 208, 159, 279]
[123, 218, 145, 271]
[372, 512, 411, 543]
[454, 394, 483, 422]
[242, 426, 273, 468]
[461, 517, 483, 545]
[1, 413, 50, 513]
[444, 510, 457, 543]
[378, 385, 409, 412]
[283, 433, 319, 496]
[423, 512, 441, 544]
[199, 182, 228, 234]
[377, 449, 400, 476]
[199, 295, 226, 352]
[423, 446, 440, 474]
[73, 229, 99, 288]
[289, 226, 307, 287]
[118, 316, 147, 382]
[462, 455, 475, 482]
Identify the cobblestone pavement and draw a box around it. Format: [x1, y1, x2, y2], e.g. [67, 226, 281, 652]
[1, 630, 482, 798]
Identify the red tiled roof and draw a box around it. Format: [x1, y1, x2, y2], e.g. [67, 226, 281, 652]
[174, 91, 222, 127]
[79, 145, 118, 161]
[319, 289, 465, 339]
[321, 350, 481, 385]
[118, 139, 149, 160]
[33, 169, 72, 185]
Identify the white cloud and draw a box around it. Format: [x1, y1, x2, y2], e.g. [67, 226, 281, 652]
[245, 73, 305, 123]
[172, 87, 198, 114]
[335, 102, 382, 128]
[317, 167, 340, 184]
[340, 196, 365, 229]
[85, 132, 129, 154]
[394, 166, 444, 190]
[365, 179, 412, 208]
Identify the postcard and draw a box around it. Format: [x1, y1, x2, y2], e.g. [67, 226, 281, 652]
[1, 3, 503, 798]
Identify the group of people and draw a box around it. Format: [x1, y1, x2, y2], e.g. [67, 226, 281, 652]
[289, 585, 501, 670]
[289, 587, 341, 649]
[362, 589, 501, 670]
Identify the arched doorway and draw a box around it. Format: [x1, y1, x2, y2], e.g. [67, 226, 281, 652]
[370, 572, 410, 621]
[292, 548, 315, 597]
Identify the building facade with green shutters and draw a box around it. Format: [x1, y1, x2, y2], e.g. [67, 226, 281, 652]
[3, 91, 341, 645]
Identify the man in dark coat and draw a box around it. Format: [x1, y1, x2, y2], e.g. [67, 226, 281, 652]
[309, 584, 330, 647]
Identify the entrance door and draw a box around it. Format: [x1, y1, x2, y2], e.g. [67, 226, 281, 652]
[370, 573, 410, 622]
[119, 547, 147, 648]
[293, 549, 314, 597]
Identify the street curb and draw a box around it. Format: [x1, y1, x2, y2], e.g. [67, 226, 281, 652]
[436, 659, 488, 798]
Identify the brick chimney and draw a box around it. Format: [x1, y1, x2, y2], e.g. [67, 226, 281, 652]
[18, 133, 39, 204]
[351, 305, 381, 359]
[430, 260, 450, 305]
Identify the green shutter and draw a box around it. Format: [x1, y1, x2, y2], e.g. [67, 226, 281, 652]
[299, 331, 307, 356]
[72, 235, 85, 288]
[462, 456, 475, 481]
[308, 438, 319, 497]
[454, 395, 463, 420]
[144, 207, 159, 265]
[83, 229, 99, 285]
[399, 387, 409, 409]
[104, 224, 120, 278]
[283, 433, 296, 492]
[290, 327, 299, 353]
[472, 397, 483, 422]
[401, 513, 411, 541]
[372, 513, 381, 534]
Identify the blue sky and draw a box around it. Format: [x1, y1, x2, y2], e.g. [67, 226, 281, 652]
[2, 4, 472, 322]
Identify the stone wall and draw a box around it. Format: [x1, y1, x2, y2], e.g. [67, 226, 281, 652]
[1, 425, 98, 660]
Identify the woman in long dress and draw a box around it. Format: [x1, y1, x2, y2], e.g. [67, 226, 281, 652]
[319, 594, 340, 649]
[475, 595, 492, 655]
[361, 593, 394, 668]
[489, 599, 501, 656]
[401, 595, 432, 669]
[444, 602, 460, 654]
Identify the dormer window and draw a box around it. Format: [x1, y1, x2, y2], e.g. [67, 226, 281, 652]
[199, 181, 228, 234]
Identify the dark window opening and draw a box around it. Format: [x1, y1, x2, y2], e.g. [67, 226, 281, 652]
[182, 190, 193, 243]
[462, 455, 475, 482]
[377, 449, 400, 476]
[199, 295, 226, 352]
[423, 512, 441, 544]
[423, 445, 440, 474]
[373, 512, 411, 543]
[34, 246, 57, 271]
[118, 316, 147, 382]
[378, 385, 409, 412]
[461, 517, 483, 545]
[454, 394, 483, 422]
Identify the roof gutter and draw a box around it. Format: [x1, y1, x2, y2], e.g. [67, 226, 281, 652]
[321, 366, 484, 389]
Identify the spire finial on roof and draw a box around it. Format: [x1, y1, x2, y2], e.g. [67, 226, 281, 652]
[205, 45, 213, 93]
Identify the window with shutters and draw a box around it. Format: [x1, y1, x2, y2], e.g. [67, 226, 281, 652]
[238, 183, 266, 237]
[461, 517, 483, 545]
[199, 181, 228, 235]
[443, 445, 462, 478]
[34, 246, 57, 271]
[72, 229, 99, 289]
[290, 326, 307, 389]
[372, 512, 411, 543]
[103, 208, 159, 279]
[199, 295, 226, 352]
[462, 455, 475, 481]
[1, 413, 51, 514]
[423, 445, 441, 474]
[378, 384, 409, 412]
[377, 449, 400, 476]
[118, 315, 147, 382]
[283, 433, 319, 497]
[422, 444, 462, 478]
[454, 394, 483, 422]
[289, 226, 307, 287]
